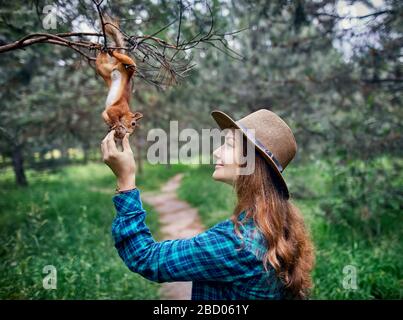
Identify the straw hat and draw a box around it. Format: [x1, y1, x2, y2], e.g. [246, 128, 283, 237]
[211, 108, 297, 199]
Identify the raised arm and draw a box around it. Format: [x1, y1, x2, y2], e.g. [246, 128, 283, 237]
[111, 188, 266, 283]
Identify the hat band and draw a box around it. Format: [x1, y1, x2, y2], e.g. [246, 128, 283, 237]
[237, 122, 284, 173]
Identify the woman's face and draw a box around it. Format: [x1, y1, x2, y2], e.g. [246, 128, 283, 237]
[212, 129, 243, 185]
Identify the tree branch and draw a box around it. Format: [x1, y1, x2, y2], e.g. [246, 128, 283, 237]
[92, 0, 108, 49]
[312, 9, 395, 20]
[0, 32, 102, 55]
[0, 2, 247, 87]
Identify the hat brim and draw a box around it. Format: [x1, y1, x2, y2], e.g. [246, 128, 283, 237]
[211, 109, 290, 199]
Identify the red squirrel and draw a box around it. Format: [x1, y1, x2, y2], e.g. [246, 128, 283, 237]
[95, 16, 143, 140]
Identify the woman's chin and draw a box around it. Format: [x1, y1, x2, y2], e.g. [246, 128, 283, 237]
[212, 169, 231, 184]
[212, 169, 223, 182]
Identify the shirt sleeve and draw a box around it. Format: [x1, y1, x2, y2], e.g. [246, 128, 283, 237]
[111, 188, 263, 283]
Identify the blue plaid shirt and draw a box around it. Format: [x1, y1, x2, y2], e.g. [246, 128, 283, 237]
[112, 188, 286, 300]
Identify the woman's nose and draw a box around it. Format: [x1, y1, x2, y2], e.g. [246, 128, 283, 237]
[213, 146, 222, 161]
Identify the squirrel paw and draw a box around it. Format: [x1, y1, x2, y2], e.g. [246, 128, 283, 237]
[109, 124, 127, 140]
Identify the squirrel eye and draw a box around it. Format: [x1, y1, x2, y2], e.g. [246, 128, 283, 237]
[131, 121, 136, 126]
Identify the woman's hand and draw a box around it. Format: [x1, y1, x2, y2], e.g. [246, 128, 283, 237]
[101, 130, 136, 191]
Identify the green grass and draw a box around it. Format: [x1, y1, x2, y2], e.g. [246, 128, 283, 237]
[0, 162, 187, 299]
[1, 160, 401, 299]
[177, 160, 402, 299]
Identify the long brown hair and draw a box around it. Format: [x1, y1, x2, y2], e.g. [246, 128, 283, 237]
[230, 136, 315, 299]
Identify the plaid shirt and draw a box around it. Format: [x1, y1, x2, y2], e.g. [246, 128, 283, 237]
[112, 188, 286, 300]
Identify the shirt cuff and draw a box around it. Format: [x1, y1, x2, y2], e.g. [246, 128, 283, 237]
[112, 188, 144, 216]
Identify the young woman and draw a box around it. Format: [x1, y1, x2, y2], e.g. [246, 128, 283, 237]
[101, 108, 315, 300]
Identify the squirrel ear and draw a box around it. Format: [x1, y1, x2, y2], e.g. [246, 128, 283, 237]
[131, 112, 143, 120]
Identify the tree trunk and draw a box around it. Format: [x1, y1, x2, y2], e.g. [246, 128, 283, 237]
[82, 144, 89, 164]
[61, 145, 69, 163]
[12, 145, 28, 186]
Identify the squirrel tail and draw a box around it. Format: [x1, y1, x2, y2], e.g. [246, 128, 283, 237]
[103, 14, 125, 51]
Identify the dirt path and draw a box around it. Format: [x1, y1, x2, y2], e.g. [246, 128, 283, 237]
[141, 173, 205, 300]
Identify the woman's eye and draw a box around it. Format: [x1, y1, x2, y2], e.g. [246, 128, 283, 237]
[226, 138, 235, 145]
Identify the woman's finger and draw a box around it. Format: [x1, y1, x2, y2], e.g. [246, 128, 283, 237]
[101, 130, 114, 158]
[106, 130, 118, 155]
[122, 133, 132, 153]
[101, 139, 108, 160]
